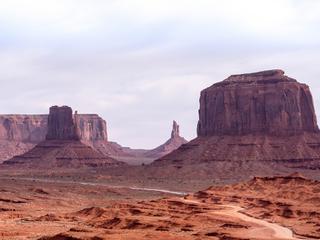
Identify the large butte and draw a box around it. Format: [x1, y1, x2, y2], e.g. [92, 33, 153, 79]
[151, 70, 320, 182]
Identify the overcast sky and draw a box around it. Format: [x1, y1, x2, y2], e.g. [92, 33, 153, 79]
[0, 0, 319, 149]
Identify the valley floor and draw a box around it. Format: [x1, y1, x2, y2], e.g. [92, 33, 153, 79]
[0, 173, 319, 240]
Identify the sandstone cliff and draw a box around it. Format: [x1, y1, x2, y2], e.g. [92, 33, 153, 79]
[0, 115, 47, 162]
[0, 113, 108, 143]
[152, 70, 320, 180]
[77, 114, 108, 142]
[197, 69, 319, 137]
[3, 106, 124, 168]
[0, 112, 109, 162]
[0, 115, 47, 142]
[0, 113, 188, 164]
[46, 106, 79, 140]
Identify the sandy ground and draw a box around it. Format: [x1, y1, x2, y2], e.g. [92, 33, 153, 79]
[0, 174, 318, 239]
[213, 205, 297, 239]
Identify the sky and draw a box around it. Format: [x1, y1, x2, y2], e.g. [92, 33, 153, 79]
[0, 0, 320, 149]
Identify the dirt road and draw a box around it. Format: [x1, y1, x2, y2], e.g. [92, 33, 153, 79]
[182, 199, 300, 240]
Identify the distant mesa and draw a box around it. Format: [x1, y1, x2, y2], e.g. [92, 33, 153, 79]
[0, 111, 111, 163]
[152, 69, 320, 181]
[0, 111, 187, 164]
[3, 106, 124, 168]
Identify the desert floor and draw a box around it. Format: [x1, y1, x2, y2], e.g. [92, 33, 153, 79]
[0, 172, 318, 240]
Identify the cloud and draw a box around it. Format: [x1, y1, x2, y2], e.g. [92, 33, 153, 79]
[0, 0, 319, 148]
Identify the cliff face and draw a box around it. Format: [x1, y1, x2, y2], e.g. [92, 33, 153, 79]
[0, 112, 187, 164]
[0, 115, 47, 143]
[46, 106, 79, 140]
[153, 70, 320, 180]
[3, 106, 124, 168]
[0, 112, 109, 162]
[0, 114, 108, 143]
[197, 70, 319, 137]
[77, 114, 108, 142]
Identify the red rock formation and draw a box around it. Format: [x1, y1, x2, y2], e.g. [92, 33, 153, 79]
[0, 113, 110, 162]
[171, 120, 180, 138]
[77, 114, 108, 141]
[3, 106, 125, 168]
[46, 106, 79, 140]
[3, 140, 124, 168]
[94, 121, 189, 165]
[0, 113, 108, 144]
[0, 115, 47, 142]
[0, 115, 48, 162]
[0, 114, 189, 164]
[144, 120, 188, 159]
[153, 70, 320, 180]
[197, 69, 319, 137]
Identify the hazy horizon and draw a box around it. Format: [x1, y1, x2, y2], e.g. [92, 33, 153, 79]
[1, 0, 319, 148]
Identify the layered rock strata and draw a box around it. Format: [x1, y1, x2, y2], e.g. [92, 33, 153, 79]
[153, 70, 320, 177]
[0, 113, 109, 162]
[3, 106, 124, 168]
[46, 106, 79, 140]
[197, 69, 318, 136]
[0, 115, 188, 164]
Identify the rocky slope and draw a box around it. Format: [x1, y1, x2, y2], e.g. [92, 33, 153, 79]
[3, 106, 124, 168]
[193, 173, 320, 238]
[142, 121, 188, 159]
[153, 70, 320, 180]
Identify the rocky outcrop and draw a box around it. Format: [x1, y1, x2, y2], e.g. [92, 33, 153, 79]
[197, 69, 319, 137]
[3, 106, 125, 168]
[171, 121, 180, 138]
[0, 115, 47, 142]
[95, 121, 188, 164]
[153, 70, 320, 180]
[77, 114, 108, 142]
[0, 112, 110, 162]
[144, 121, 188, 159]
[46, 106, 79, 140]
[0, 113, 189, 164]
[0, 113, 108, 144]
[0, 115, 48, 162]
